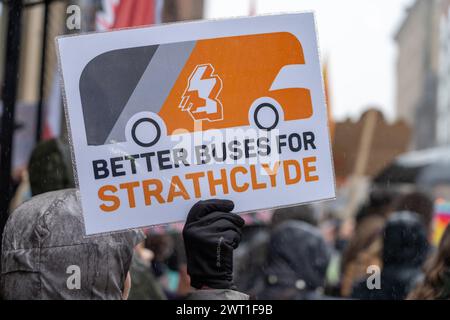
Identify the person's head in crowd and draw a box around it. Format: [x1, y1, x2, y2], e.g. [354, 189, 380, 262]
[345, 206, 387, 263]
[340, 214, 385, 297]
[28, 138, 74, 196]
[350, 211, 429, 300]
[271, 204, 318, 227]
[257, 221, 331, 300]
[145, 233, 175, 280]
[319, 214, 340, 246]
[0, 189, 144, 300]
[355, 189, 398, 225]
[379, 211, 428, 298]
[382, 211, 429, 269]
[394, 191, 434, 236]
[145, 233, 174, 263]
[408, 224, 450, 300]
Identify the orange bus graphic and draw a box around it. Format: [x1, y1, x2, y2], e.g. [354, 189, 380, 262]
[79, 32, 314, 147]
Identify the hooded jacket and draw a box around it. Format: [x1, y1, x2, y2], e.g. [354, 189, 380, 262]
[0, 189, 144, 300]
[256, 220, 331, 300]
[351, 211, 429, 300]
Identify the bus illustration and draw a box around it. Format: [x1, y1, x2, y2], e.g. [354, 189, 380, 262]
[79, 32, 314, 147]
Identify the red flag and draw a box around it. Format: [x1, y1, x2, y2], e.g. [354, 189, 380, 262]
[96, 0, 162, 31]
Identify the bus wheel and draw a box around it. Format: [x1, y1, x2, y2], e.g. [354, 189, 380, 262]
[131, 117, 161, 147]
[253, 103, 280, 131]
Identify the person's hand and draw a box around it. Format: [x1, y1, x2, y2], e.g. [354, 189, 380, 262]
[183, 199, 245, 290]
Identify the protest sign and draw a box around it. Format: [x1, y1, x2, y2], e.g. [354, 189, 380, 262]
[57, 13, 335, 235]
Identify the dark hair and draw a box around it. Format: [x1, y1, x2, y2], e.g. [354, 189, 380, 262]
[355, 189, 397, 224]
[408, 225, 450, 299]
[28, 138, 74, 196]
[341, 215, 385, 274]
[271, 205, 317, 227]
[394, 192, 433, 231]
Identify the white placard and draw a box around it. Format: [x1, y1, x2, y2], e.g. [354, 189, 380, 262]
[57, 13, 336, 235]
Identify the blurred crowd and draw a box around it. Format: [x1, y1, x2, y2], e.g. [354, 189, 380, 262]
[234, 190, 446, 300]
[2, 137, 450, 300]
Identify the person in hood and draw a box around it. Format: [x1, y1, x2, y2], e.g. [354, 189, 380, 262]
[351, 211, 429, 300]
[234, 204, 317, 295]
[0, 189, 142, 300]
[28, 138, 75, 197]
[408, 224, 450, 300]
[255, 220, 331, 300]
[9, 138, 75, 211]
[0, 190, 247, 300]
[394, 192, 434, 239]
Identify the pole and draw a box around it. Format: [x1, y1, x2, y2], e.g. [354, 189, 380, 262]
[35, 0, 49, 143]
[342, 110, 378, 219]
[0, 0, 23, 260]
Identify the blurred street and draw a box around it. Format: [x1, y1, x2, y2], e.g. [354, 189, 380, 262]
[1, 0, 450, 301]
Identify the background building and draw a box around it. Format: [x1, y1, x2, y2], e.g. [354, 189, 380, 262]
[395, 0, 441, 150]
[437, 0, 450, 145]
[1, 0, 204, 174]
[395, 0, 450, 150]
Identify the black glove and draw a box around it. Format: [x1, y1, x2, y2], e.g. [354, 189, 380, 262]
[183, 199, 245, 290]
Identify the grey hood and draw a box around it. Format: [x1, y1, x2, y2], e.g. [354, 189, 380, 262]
[1, 189, 144, 300]
[264, 220, 331, 291]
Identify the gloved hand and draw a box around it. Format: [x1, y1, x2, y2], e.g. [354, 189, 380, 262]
[183, 199, 245, 290]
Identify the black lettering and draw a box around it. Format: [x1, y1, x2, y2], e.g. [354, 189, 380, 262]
[212, 142, 226, 162]
[110, 157, 125, 177]
[229, 140, 243, 161]
[125, 154, 139, 174]
[140, 152, 156, 172]
[257, 137, 271, 156]
[288, 133, 302, 152]
[277, 134, 287, 154]
[92, 159, 109, 179]
[195, 145, 211, 165]
[173, 148, 190, 168]
[303, 131, 316, 150]
[157, 150, 172, 170]
[244, 139, 256, 158]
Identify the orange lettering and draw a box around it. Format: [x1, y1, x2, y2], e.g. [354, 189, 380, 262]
[284, 159, 301, 185]
[261, 161, 280, 187]
[167, 175, 190, 202]
[230, 166, 249, 192]
[207, 169, 229, 196]
[303, 156, 319, 182]
[185, 172, 205, 198]
[98, 185, 120, 212]
[119, 181, 140, 208]
[250, 165, 267, 190]
[142, 179, 165, 205]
